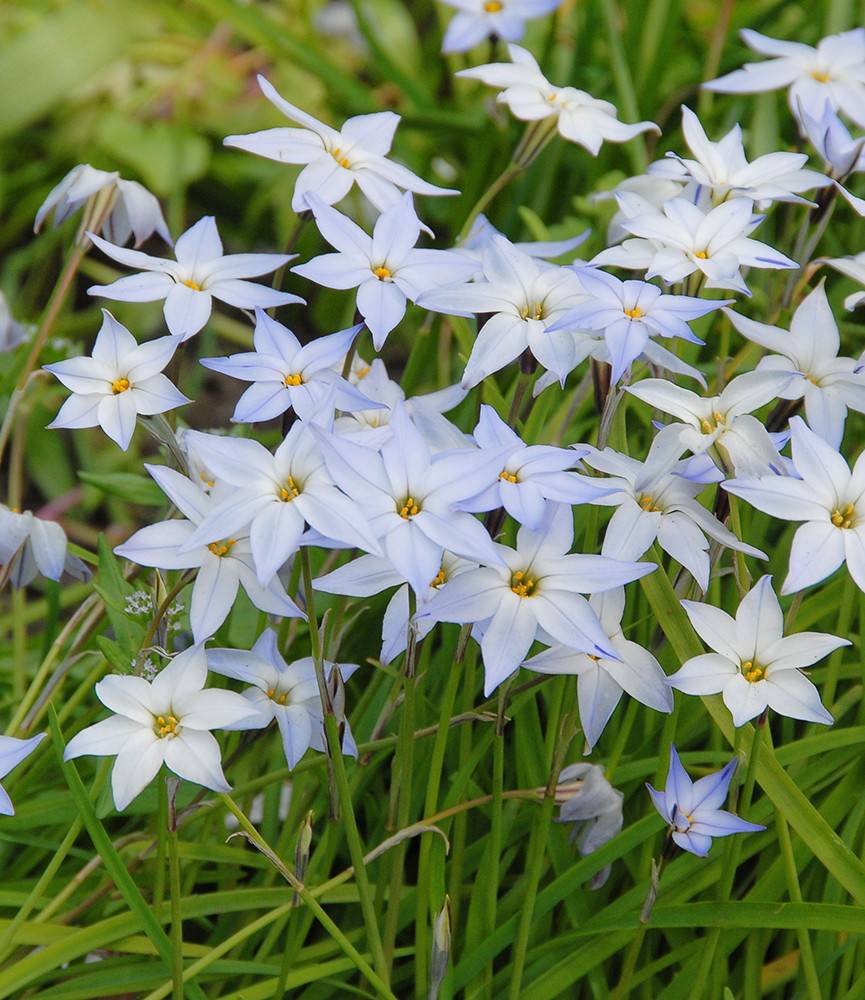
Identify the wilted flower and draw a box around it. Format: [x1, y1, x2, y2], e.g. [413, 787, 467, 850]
[64, 644, 258, 810]
[555, 762, 624, 888]
[225, 76, 457, 212]
[44, 310, 188, 451]
[87, 216, 302, 341]
[0, 505, 89, 588]
[0, 292, 27, 353]
[647, 746, 764, 856]
[34, 164, 170, 247]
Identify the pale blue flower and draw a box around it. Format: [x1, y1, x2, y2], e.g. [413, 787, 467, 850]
[647, 745, 764, 856]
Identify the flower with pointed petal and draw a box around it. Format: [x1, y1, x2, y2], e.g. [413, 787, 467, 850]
[704, 29, 865, 128]
[44, 310, 188, 451]
[315, 549, 477, 665]
[726, 282, 865, 447]
[584, 424, 766, 591]
[647, 746, 764, 856]
[457, 44, 658, 153]
[799, 101, 865, 215]
[440, 0, 561, 53]
[550, 268, 730, 384]
[419, 234, 587, 387]
[593, 196, 796, 294]
[458, 404, 613, 529]
[457, 212, 589, 273]
[313, 403, 510, 594]
[0, 734, 45, 815]
[114, 464, 303, 642]
[524, 587, 672, 750]
[824, 251, 865, 310]
[64, 645, 257, 810]
[0, 506, 89, 589]
[294, 193, 475, 350]
[200, 310, 376, 423]
[87, 217, 302, 341]
[335, 356, 470, 451]
[177, 423, 383, 586]
[34, 164, 171, 247]
[225, 76, 458, 212]
[649, 106, 829, 208]
[424, 504, 656, 696]
[669, 574, 844, 726]
[207, 629, 359, 768]
[627, 371, 795, 475]
[724, 415, 865, 595]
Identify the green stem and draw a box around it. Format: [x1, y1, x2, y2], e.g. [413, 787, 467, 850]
[299, 547, 390, 987]
[481, 688, 507, 995]
[506, 700, 581, 999]
[165, 782, 184, 1000]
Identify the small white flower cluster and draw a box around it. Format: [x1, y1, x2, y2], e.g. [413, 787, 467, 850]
[4, 13, 862, 866]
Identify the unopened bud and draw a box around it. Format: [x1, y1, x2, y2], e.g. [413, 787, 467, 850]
[429, 896, 451, 999]
[293, 810, 314, 907]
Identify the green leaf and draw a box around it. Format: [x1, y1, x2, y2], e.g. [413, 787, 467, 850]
[79, 471, 165, 506]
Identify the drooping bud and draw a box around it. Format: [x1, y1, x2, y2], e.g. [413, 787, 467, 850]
[429, 895, 451, 999]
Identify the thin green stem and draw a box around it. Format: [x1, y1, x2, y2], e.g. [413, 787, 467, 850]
[165, 782, 184, 1000]
[299, 547, 390, 987]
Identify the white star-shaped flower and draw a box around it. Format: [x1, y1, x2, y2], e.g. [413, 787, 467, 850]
[440, 0, 562, 54]
[225, 76, 458, 212]
[669, 574, 845, 726]
[87, 216, 302, 341]
[44, 310, 188, 451]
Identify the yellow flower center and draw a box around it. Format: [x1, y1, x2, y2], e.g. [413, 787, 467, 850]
[811, 70, 831, 83]
[499, 470, 519, 484]
[510, 570, 536, 597]
[519, 302, 546, 321]
[208, 538, 236, 557]
[372, 265, 392, 280]
[430, 567, 447, 589]
[154, 714, 180, 738]
[484, 0, 503, 9]
[199, 471, 215, 488]
[266, 688, 290, 706]
[624, 306, 644, 319]
[694, 250, 708, 260]
[182, 278, 202, 291]
[700, 410, 726, 434]
[355, 365, 371, 380]
[398, 496, 420, 519]
[111, 377, 130, 394]
[280, 477, 300, 502]
[330, 147, 351, 169]
[831, 502, 856, 529]
[637, 493, 662, 512]
[741, 660, 765, 684]
[283, 372, 303, 387]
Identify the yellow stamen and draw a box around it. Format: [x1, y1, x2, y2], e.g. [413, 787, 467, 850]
[811, 70, 830, 83]
[355, 365, 371, 380]
[831, 502, 856, 529]
[199, 471, 215, 488]
[398, 496, 420, 519]
[283, 372, 303, 387]
[694, 250, 708, 260]
[638, 494, 661, 512]
[430, 568, 447, 589]
[111, 377, 130, 394]
[484, 0, 503, 9]
[499, 470, 519, 483]
[372, 265, 392, 280]
[511, 570, 536, 597]
[741, 660, 765, 683]
[519, 302, 546, 320]
[279, 476, 300, 502]
[182, 278, 202, 291]
[624, 306, 644, 319]
[207, 538, 236, 557]
[155, 713, 180, 738]
[330, 147, 351, 168]
[266, 688, 290, 706]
